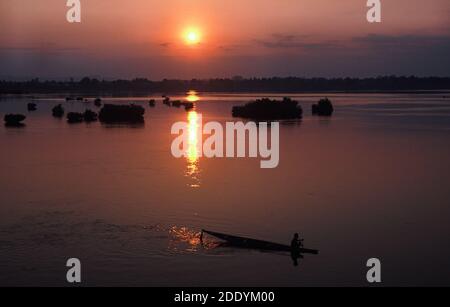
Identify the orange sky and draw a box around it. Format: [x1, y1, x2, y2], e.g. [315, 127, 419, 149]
[0, 0, 449, 79]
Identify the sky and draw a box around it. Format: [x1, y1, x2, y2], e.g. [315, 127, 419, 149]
[0, 0, 449, 80]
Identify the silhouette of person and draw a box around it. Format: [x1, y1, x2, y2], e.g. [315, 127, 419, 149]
[291, 233, 304, 266]
[291, 233, 300, 249]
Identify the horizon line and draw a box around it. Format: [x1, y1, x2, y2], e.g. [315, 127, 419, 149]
[2, 75, 450, 83]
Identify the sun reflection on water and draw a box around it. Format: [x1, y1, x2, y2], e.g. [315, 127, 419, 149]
[169, 226, 219, 252]
[186, 110, 201, 188]
[186, 90, 200, 102]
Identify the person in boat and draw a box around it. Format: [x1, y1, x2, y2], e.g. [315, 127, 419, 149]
[290, 233, 305, 266]
[291, 233, 304, 250]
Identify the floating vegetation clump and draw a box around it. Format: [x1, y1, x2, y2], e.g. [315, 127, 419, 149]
[232, 97, 302, 120]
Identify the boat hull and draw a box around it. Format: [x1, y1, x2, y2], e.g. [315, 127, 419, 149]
[202, 229, 319, 255]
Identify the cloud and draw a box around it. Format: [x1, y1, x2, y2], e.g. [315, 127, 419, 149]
[255, 33, 450, 54]
[217, 44, 243, 52]
[352, 34, 450, 49]
[1, 34, 449, 79]
[255, 33, 339, 50]
[0, 43, 82, 53]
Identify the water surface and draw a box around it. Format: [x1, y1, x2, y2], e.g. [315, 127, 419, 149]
[1, 93, 450, 286]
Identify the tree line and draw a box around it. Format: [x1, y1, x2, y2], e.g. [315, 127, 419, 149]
[1, 76, 450, 95]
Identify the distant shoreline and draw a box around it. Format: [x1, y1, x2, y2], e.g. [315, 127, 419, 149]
[1, 76, 450, 96]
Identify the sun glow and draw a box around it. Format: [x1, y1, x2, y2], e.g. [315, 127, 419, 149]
[183, 28, 201, 45]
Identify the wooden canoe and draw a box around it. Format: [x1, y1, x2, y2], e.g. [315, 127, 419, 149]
[202, 229, 319, 255]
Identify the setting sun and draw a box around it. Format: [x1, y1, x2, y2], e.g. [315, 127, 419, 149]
[183, 28, 201, 45]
